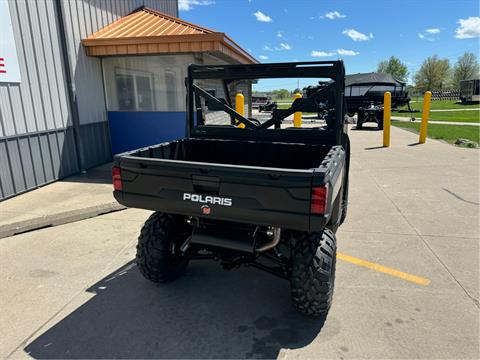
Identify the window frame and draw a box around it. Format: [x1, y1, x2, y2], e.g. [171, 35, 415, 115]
[113, 67, 155, 111]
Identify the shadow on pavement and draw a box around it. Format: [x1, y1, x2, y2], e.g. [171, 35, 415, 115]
[351, 126, 380, 131]
[364, 146, 385, 150]
[25, 261, 328, 359]
[60, 163, 112, 185]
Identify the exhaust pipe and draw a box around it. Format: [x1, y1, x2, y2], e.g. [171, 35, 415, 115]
[256, 227, 281, 252]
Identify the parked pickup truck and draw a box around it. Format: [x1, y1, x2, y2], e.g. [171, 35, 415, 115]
[113, 61, 350, 317]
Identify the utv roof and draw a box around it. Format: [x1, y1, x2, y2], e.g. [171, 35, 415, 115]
[345, 72, 405, 87]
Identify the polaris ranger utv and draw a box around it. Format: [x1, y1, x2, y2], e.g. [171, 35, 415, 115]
[113, 61, 350, 317]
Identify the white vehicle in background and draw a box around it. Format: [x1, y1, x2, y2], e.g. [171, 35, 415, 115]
[460, 79, 480, 103]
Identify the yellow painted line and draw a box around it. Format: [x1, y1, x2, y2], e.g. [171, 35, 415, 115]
[337, 252, 431, 286]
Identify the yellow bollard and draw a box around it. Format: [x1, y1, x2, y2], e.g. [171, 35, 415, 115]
[383, 91, 391, 147]
[419, 91, 432, 144]
[235, 93, 245, 128]
[293, 93, 302, 127]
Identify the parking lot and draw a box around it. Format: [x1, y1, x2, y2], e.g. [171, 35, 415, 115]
[1, 126, 479, 359]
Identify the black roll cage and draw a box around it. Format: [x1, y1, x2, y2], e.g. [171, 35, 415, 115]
[186, 61, 346, 145]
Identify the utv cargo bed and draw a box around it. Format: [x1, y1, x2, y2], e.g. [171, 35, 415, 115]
[114, 138, 345, 232]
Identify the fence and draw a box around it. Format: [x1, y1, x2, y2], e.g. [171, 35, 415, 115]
[410, 89, 460, 101]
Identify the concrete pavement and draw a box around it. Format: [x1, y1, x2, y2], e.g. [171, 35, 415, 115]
[0, 125, 478, 359]
[0, 163, 124, 239]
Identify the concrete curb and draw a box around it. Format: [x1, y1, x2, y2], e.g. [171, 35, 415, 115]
[0, 202, 126, 239]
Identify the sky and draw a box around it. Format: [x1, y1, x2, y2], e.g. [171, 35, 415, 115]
[179, 0, 480, 90]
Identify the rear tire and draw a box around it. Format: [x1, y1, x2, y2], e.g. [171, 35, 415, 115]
[339, 198, 348, 225]
[357, 111, 364, 129]
[290, 229, 337, 317]
[377, 110, 384, 130]
[136, 212, 189, 283]
[339, 183, 348, 225]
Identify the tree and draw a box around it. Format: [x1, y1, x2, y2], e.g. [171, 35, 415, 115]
[272, 89, 290, 99]
[414, 55, 451, 91]
[452, 52, 480, 87]
[377, 56, 409, 82]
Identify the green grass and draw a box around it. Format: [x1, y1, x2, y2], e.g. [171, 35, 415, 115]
[392, 120, 480, 144]
[278, 99, 479, 122]
[393, 99, 480, 123]
[393, 110, 480, 123]
[277, 99, 479, 123]
[406, 99, 479, 110]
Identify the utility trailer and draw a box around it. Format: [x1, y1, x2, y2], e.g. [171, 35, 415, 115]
[113, 61, 350, 316]
[304, 72, 412, 129]
[460, 79, 480, 103]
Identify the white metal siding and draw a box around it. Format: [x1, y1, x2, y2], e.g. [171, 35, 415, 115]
[0, 0, 78, 199]
[0, 0, 178, 200]
[0, 0, 71, 137]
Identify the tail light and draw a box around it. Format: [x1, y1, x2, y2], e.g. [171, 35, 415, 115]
[311, 185, 328, 215]
[112, 166, 122, 191]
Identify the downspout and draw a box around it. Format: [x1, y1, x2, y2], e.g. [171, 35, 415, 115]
[55, 0, 86, 172]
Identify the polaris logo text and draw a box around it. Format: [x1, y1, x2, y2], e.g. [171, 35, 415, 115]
[183, 193, 232, 206]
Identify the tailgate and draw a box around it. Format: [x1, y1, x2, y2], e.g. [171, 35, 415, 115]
[114, 157, 314, 231]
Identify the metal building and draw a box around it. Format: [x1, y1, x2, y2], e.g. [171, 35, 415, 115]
[0, 0, 255, 201]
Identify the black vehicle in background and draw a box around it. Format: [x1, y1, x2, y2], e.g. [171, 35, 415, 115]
[357, 103, 384, 130]
[258, 99, 278, 112]
[304, 72, 412, 130]
[113, 61, 350, 317]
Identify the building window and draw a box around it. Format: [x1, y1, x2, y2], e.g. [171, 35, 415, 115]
[102, 54, 195, 112]
[115, 69, 154, 111]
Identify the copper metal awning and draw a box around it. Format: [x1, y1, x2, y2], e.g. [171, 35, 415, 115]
[82, 7, 257, 64]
